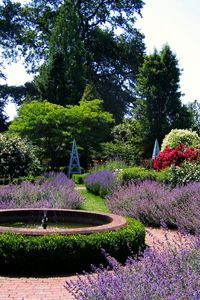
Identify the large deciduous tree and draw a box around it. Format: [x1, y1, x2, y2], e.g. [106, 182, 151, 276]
[135, 45, 192, 157]
[0, 0, 145, 122]
[9, 99, 113, 168]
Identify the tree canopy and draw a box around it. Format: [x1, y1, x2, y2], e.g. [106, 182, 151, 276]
[135, 45, 193, 156]
[0, 0, 145, 122]
[9, 99, 113, 167]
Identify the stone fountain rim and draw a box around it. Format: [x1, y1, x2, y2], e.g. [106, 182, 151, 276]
[0, 208, 127, 236]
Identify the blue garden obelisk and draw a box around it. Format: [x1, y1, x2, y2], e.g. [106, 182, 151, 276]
[68, 139, 81, 177]
[152, 139, 160, 160]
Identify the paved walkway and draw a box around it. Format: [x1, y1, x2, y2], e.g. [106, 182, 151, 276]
[0, 228, 194, 300]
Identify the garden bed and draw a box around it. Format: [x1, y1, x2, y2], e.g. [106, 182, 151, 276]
[0, 217, 145, 275]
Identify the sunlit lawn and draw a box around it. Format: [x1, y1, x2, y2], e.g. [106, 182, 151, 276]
[78, 188, 110, 213]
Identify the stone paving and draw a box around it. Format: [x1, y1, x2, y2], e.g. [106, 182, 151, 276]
[0, 228, 194, 300]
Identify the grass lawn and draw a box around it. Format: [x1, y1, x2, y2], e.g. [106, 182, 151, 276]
[78, 187, 110, 213]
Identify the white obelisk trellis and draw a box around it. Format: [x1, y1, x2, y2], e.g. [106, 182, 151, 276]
[68, 139, 81, 177]
[152, 139, 160, 160]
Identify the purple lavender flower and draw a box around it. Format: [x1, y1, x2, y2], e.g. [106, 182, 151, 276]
[65, 234, 200, 300]
[84, 170, 118, 197]
[106, 180, 200, 232]
[0, 172, 84, 209]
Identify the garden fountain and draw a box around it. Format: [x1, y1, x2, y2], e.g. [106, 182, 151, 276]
[0, 208, 127, 235]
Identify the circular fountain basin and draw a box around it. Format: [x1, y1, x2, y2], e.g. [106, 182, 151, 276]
[0, 208, 127, 236]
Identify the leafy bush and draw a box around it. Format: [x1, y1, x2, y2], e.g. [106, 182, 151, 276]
[106, 180, 200, 232]
[0, 218, 145, 275]
[0, 134, 41, 179]
[12, 175, 45, 184]
[0, 172, 84, 209]
[153, 144, 199, 171]
[161, 129, 200, 150]
[120, 167, 156, 183]
[153, 167, 171, 183]
[89, 160, 126, 174]
[169, 161, 200, 187]
[66, 234, 200, 300]
[120, 166, 170, 184]
[84, 170, 119, 197]
[72, 173, 88, 184]
[101, 141, 137, 165]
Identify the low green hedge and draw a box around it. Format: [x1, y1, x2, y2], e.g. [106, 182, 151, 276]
[0, 175, 45, 185]
[0, 218, 145, 275]
[72, 173, 88, 184]
[120, 166, 170, 184]
[120, 167, 155, 183]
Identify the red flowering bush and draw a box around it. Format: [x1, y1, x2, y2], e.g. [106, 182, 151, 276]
[153, 143, 199, 171]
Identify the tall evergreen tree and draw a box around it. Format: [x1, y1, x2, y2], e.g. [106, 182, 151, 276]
[0, 0, 145, 121]
[136, 45, 192, 156]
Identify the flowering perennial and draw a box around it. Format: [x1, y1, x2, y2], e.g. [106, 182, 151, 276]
[0, 172, 84, 209]
[84, 170, 118, 197]
[65, 233, 200, 300]
[106, 180, 200, 232]
[153, 143, 199, 171]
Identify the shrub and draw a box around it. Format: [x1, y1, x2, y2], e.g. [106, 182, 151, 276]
[0, 218, 145, 275]
[88, 159, 126, 174]
[66, 234, 200, 300]
[120, 167, 170, 184]
[106, 180, 200, 232]
[153, 144, 199, 171]
[161, 129, 200, 150]
[72, 173, 88, 184]
[84, 170, 119, 197]
[0, 134, 41, 179]
[120, 167, 157, 183]
[169, 161, 200, 187]
[0, 172, 84, 209]
[153, 167, 171, 183]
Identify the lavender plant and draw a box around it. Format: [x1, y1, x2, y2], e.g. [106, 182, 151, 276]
[84, 170, 119, 197]
[0, 172, 84, 209]
[65, 233, 200, 300]
[106, 180, 200, 232]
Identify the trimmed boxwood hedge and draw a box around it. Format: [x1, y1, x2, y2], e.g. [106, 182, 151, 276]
[71, 173, 88, 184]
[0, 218, 145, 275]
[120, 166, 170, 184]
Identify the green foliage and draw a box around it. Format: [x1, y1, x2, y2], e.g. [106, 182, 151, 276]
[9, 99, 113, 168]
[89, 160, 126, 174]
[153, 168, 171, 184]
[169, 161, 200, 187]
[120, 166, 170, 184]
[72, 173, 88, 184]
[120, 167, 156, 183]
[9, 100, 69, 167]
[101, 118, 144, 162]
[66, 99, 114, 165]
[161, 129, 200, 150]
[34, 1, 86, 106]
[135, 45, 193, 157]
[0, 218, 145, 275]
[0, 134, 41, 179]
[11, 175, 45, 185]
[81, 83, 101, 101]
[0, 0, 145, 121]
[187, 100, 200, 134]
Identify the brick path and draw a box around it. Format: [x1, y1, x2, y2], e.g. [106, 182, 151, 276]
[0, 228, 194, 300]
[0, 275, 76, 300]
